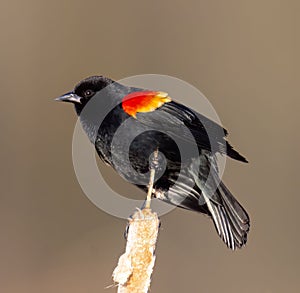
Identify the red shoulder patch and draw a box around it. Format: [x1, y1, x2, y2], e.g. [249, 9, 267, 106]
[122, 91, 171, 118]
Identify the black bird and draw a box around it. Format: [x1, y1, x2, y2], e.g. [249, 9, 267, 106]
[56, 75, 250, 250]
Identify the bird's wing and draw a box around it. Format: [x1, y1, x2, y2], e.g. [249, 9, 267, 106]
[135, 101, 247, 162]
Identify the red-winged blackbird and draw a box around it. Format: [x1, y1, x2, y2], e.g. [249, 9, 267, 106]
[56, 75, 250, 250]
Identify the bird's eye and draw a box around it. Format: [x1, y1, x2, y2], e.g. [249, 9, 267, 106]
[84, 89, 94, 98]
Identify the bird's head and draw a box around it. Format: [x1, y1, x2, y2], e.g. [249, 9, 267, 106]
[56, 75, 116, 114]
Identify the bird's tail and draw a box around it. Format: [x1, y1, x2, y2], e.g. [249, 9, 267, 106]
[207, 181, 250, 250]
[166, 176, 250, 250]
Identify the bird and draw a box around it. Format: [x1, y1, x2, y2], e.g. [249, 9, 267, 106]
[56, 75, 250, 250]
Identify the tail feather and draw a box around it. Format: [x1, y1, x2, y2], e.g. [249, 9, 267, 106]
[210, 182, 250, 250]
[219, 182, 249, 224]
[209, 203, 236, 249]
[155, 181, 250, 249]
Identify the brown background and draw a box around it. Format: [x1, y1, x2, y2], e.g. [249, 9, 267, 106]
[1, 0, 299, 292]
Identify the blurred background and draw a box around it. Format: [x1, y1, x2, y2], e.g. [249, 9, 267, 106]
[1, 0, 299, 292]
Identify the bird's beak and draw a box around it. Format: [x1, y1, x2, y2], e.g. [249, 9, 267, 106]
[55, 92, 82, 104]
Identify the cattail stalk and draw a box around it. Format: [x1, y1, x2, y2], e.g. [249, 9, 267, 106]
[112, 150, 160, 293]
